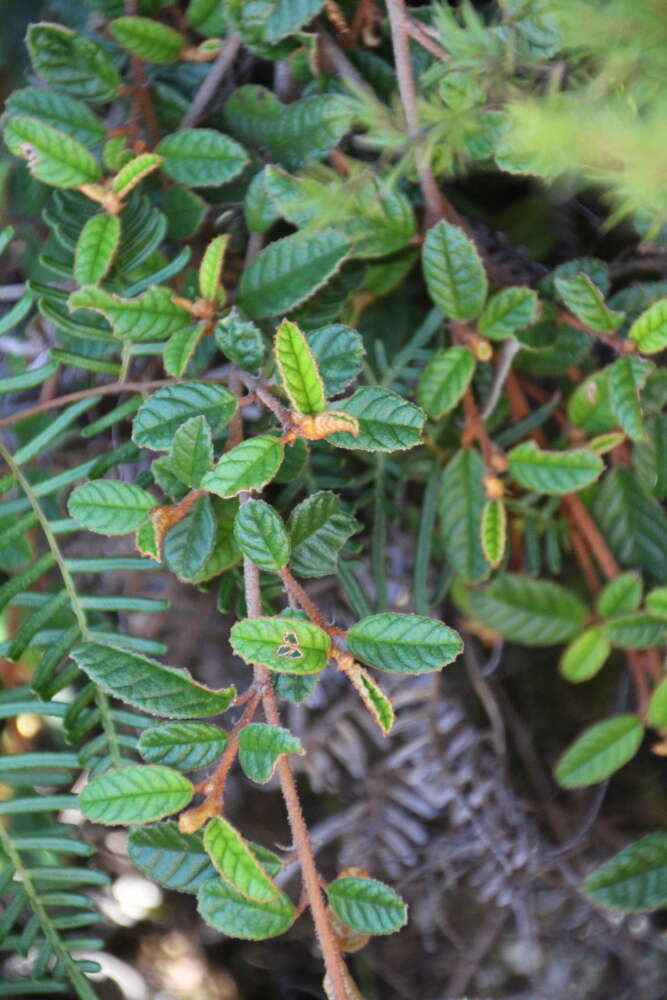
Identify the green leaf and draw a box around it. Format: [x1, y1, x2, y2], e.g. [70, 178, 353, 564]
[139, 722, 229, 770]
[348, 613, 462, 674]
[163, 185, 207, 240]
[259, 0, 326, 41]
[204, 817, 280, 901]
[6, 86, 107, 147]
[328, 387, 424, 452]
[608, 356, 653, 443]
[416, 346, 476, 418]
[469, 573, 588, 645]
[215, 308, 265, 371]
[167, 415, 214, 488]
[287, 491, 359, 578]
[230, 616, 330, 674]
[74, 213, 121, 286]
[348, 665, 395, 734]
[164, 326, 206, 380]
[245, 166, 280, 233]
[559, 627, 611, 683]
[71, 641, 236, 718]
[593, 468, 667, 584]
[327, 876, 407, 935]
[68, 480, 155, 534]
[507, 440, 604, 494]
[238, 229, 350, 318]
[198, 877, 295, 940]
[555, 274, 623, 331]
[602, 613, 666, 649]
[234, 500, 290, 572]
[646, 586, 667, 618]
[585, 833, 667, 912]
[164, 496, 217, 580]
[422, 220, 487, 320]
[647, 678, 667, 728]
[274, 671, 319, 704]
[567, 370, 616, 433]
[480, 497, 506, 568]
[224, 85, 353, 171]
[554, 715, 644, 788]
[156, 129, 248, 187]
[4, 116, 101, 188]
[109, 16, 185, 63]
[306, 323, 364, 397]
[198, 235, 228, 302]
[80, 765, 193, 825]
[133, 382, 237, 450]
[69, 285, 194, 342]
[27, 22, 121, 103]
[237, 723, 304, 783]
[201, 435, 284, 498]
[128, 821, 216, 892]
[597, 572, 643, 618]
[187, 0, 226, 35]
[440, 448, 489, 584]
[478, 286, 539, 340]
[187, 498, 242, 583]
[274, 319, 326, 415]
[112, 151, 163, 198]
[629, 298, 667, 354]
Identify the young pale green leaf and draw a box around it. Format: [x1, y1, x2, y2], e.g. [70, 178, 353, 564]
[133, 382, 237, 450]
[165, 325, 207, 377]
[507, 440, 604, 494]
[327, 876, 407, 935]
[238, 229, 350, 318]
[597, 572, 643, 619]
[109, 16, 185, 63]
[6, 86, 107, 147]
[469, 573, 588, 645]
[602, 613, 666, 649]
[156, 129, 248, 187]
[568, 370, 616, 433]
[478, 286, 539, 340]
[628, 298, 667, 354]
[274, 319, 326, 415]
[69, 285, 195, 342]
[440, 448, 490, 584]
[346, 664, 395, 735]
[589, 430, 626, 454]
[306, 324, 364, 397]
[215, 309, 265, 371]
[168, 415, 213, 488]
[112, 152, 163, 198]
[348, 613, 462, 674]
[204, 817, 280, 901]
[197, 877, 295, 940]
[328, 387, 424, 451]
[80, 765, 193, 825]
[68, 480, 155, 535]
[608, 356, 653, 443]
[71, 641, 236, 718]
[27, 22, 121, 103]
[554, 715, 644, 788]
[480, 497, 506, 568]
[4, 116, 101, 188]
[555, 274, 623, 331]
[201, 435, 284, 498]
[230, 616, 330, 675]
[163, 496, 217, 580]
[646, 586, 667, 618]
[139, 722, 229, 770]
[237, 723, 304, 783]
[585, 833, 667, 912]
[287, 491, 359, 578]
[198, 235, 228, 302]
[234, 500, 290, 572]
[416, 346, 476, 419]
[129, 822, 216, 892]
[422, 220, 487, 320]
[74, 213, 121, 287]
[559, 627, 611, 683]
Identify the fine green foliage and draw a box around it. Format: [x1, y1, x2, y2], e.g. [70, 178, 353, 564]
[2, 2, 667, 993]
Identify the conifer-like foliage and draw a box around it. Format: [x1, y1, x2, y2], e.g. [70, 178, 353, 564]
[0, 1, 666, 996]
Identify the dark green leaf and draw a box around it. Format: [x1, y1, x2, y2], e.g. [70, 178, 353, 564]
[348, 613, 462, 674]
[585, 834, 667, 912]
[237, 723, 304, 783]
[422, 220, 487, 320]
[234, 499, 290, 572]
[327, 876, 407, 935]
[128, 821, 216, 892]
[469, 573, 587, 645]
[139, 722, 229, 770]
[80, 765, 193, 825]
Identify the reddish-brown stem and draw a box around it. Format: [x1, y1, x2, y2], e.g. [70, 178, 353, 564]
[124, 0, 160, 147]
[461, 388, 496, 468]
[628, 651, 650, 717]
[567, 520, 601, 595]
[556, 309, 636, 355]
[242, 551, 350, 1000]
[278, 566, 339, 637]
[561, 494, 619, 581]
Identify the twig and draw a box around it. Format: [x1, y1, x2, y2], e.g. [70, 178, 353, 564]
[179, 33, 242, 129]
[318, 30, 371, 93]
[278, 566, 340, 636]
[404, 15, 449, 61]
[480, 337, 521, 421]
